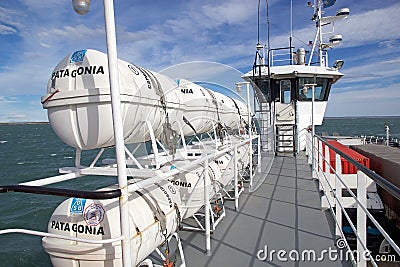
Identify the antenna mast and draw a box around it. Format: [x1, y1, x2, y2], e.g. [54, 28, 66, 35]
[290, 0, 293, 65]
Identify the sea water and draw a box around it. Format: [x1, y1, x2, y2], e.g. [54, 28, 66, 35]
[317, 116, 400, 140]
[0, 124, 116, 266]
[0, 117, 399, 266]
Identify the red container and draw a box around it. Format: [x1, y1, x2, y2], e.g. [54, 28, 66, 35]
[321, 140, 370, 174]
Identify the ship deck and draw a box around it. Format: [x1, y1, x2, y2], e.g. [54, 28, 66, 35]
[164, 152, 351, 266]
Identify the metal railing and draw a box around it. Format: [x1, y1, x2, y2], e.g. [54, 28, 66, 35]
[268, 47, 294, 67]
[305, 130, 400, 267]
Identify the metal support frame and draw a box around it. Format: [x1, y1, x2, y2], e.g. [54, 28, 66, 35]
[146, 120, 161, 169]
[246, 83, 253, 190]
[203, 159, 212, 255]
[178, 124, 188, 158]
[257, 136, 261, 173]
[75, 148, 82, 168]
[89, 148, 105, 167]
[234, 147, 239, 211]
[124, 146, 144, 169]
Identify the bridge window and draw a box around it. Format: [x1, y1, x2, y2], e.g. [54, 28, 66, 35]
[298, 77, 332, 101]
[280, 80, 291, 104]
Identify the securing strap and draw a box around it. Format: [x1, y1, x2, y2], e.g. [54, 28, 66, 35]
[136, 190, 167, 235]
[205, 88, 221, 122]
[229, 97, 243, 124]
[139, 66, 167, 114]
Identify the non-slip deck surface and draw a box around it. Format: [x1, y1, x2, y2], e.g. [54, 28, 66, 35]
[172, 153, 351, 267]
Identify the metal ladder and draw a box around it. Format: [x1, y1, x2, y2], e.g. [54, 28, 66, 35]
[253, 86, 273, 152]
[275, 124, 296, 155]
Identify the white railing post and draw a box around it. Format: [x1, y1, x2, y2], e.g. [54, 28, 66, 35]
[234, 147, 239, 211]
[203, 159, 212, 255]
[249, 137, 253, 189]
[311, 135, 316, 177]
[357, 170, 367, 267]
[247, 82, 253, 190]
[318, 140, 323, 181]
[335, 153, 342, 237]
[257, 136, 261, 173]
[306, 131, 312, 164]
[324, 143, 330, 199]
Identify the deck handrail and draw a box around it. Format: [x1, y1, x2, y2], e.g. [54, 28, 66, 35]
[316, 135, 400, 201]
[306, 131, 400, 267]
[0, 184, 121, 199]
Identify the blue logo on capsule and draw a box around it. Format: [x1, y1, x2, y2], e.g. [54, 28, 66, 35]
[70, 50, 87, 63]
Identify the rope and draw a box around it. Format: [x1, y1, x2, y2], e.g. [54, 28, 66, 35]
[41, 89, 60, 104]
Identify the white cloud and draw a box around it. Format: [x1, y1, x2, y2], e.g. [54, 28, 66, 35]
[0, 96, 18, 103]
[0, 7, 24, 33]
[326, 83, 400, 116]
[266, 2, 400, 51]
[201, 1, 255, 26]
[0, 24, 16, 34]
[334, 2, 400, 48]
[339, 56, 400, 84]
[5, 113, 27, 119]
[38, 24, 105, 46]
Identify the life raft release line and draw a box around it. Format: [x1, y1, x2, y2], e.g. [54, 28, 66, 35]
[41, 89, 60, 104]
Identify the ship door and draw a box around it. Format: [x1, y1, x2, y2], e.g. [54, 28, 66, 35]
[276, 79, 295, 122]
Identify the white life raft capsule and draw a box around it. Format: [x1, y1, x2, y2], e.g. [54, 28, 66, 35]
[42, 180, 181, 267]
[42, 49, 246, 150]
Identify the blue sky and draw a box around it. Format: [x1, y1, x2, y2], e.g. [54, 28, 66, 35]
[0, 0, 399, 122]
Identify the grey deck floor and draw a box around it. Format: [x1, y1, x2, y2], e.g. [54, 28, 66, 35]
[173, 152, 352, 267]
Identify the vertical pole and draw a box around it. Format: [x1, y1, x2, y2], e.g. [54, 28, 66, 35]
[335, 153, 342, 237]
[385, 124, 390, 146]
[234, 147, 239, 211]
[311, 84, 315, 146]
[75, 148, 82, 168]
[146, 120, 160, 169]
[257, 135, 261, 173]
[357, 170, 367, 267]
[290, 0, 293, 65]
[323, 144, 330, 193]
[317, 0, 323, 66]
[307, 131, 312, 164]
[311, 134, 315, 176]
[103, 0, 132, 266]
[247, 83, 253, 189]
[317, 139, 322, 182]
[203, 159, 211, 255]
[311, 85, 316, 179]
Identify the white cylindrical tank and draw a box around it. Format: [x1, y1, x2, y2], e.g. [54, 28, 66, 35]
[42, 49, 244, 150]
[296, 48, 306, 65]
